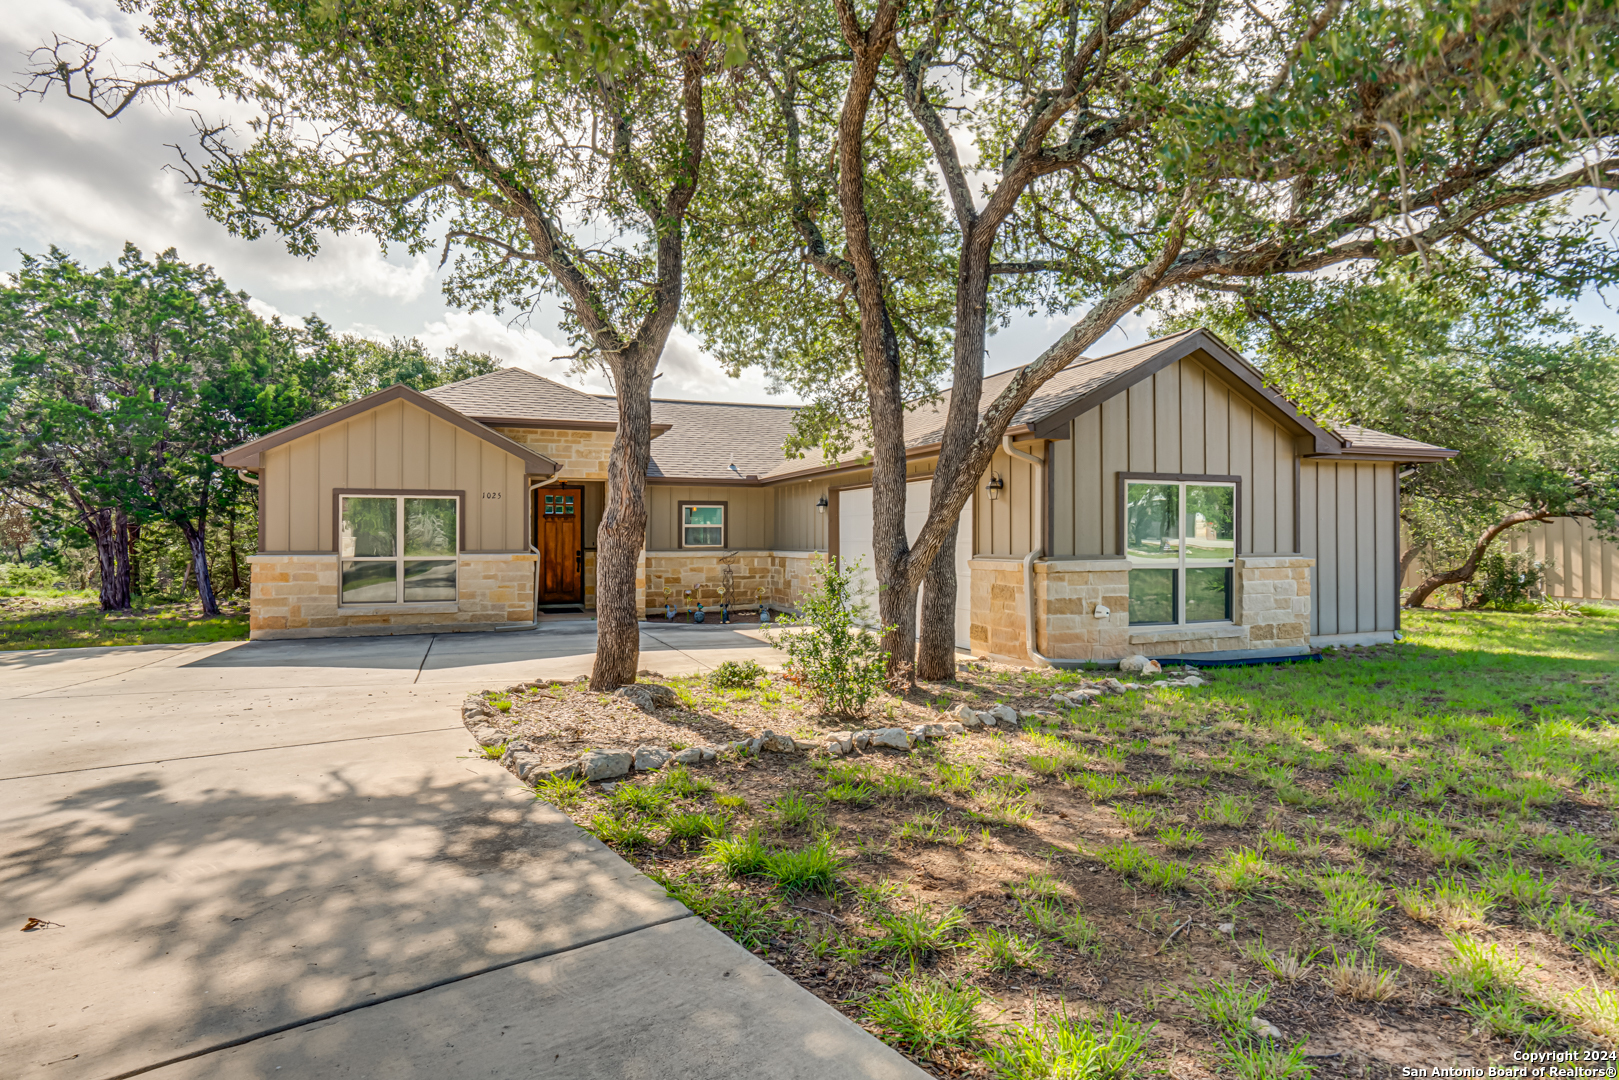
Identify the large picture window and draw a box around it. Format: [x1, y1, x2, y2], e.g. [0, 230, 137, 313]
[1123, 478, 1236, 626]
[340, 495, 459, 604]
[681, 503, 725, 548]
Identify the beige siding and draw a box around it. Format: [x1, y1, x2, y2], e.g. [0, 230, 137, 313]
[1048, 354, 1298, 557]
[1300, 460, 1399, 636]
[1503, 517, 1619, 600]
[975, 441, 1045, 558]
[773, 480, 831, 551]
[647, 485, 775, 550]
[259, 398, 531, 554]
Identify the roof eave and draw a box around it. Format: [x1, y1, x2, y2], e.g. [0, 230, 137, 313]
[214, 383, 559, 475]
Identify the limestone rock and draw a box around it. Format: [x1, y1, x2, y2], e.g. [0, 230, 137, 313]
[462, 702, 492, 721]
[920, 723, 947, 739]
[868, 727, 913, 750]
[952, 703, 980, 722]
[987, 704, 1020, 731]
[598, 781, 621, 795]
[579, 749, 634, 781]
[669, 747, 705, 766]
[943, 722, 964, 735]
[699, 747, 717, 763]
[757, 730, 798, 753]
[634, 746, 672, 772]
[1118, 654, 1162, 675]
[529, 760, 580, 783]
[469, 725, 506, 748]
[1248, 1016, 1283, 1040]
[507, 751, 547, 780]
[853, 731, 873, 751]
[614, 683, 679, 712]
[826, 731, 855, 756]
[1099, 678, 1127, 694]
[501, 739, 535, 758]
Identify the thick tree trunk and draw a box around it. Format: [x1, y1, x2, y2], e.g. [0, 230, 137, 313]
[89, 507, 132, 612]
[1404, 510, 1555, 608]
[127, 520, 142, 602]
[917, 235, 995, 680]
[225, 514, 243, 595]
[179, 520, 221, 616]
[917, 529, 959, 678]
[590, 351, 657, 690]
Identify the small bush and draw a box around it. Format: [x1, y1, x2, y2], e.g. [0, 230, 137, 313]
[972, 926, 1046, 972]
[1475, 549, 1547, 609]
[1180, 976, 1270, 1035]
[873, 905, 967, 960]
[0, 563, 59, 589]
[655, 765, 715, 799]
[709, 659, 767, 689]
[533, 772, 588, 809]
[765, 556, 890, 718]
[863, 976, 984, 1054]
[989, 1009, 1154, 1080]
[1326, 952, 1399, 1001]
[707, 831, 772, 877]
[1021, 898, 1100, 952]
[762, 839, 843, 894]
[1218, 1036, 1316, 1080]
[665, 812, 727, 844]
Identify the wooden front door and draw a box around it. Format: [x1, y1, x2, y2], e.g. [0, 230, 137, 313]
[537, 486, 583, 605]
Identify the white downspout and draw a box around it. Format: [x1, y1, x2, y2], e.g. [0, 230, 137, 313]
[1002, 435, 1059, 668]
[235, 470, 259, 486]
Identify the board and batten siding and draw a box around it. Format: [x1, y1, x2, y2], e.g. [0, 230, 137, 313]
[976, 442, 1045, 558]
[259, 398, 530, 554]
[646, 485, 775, 550]
[772, 480, 831, 552]
[1046, 354, 1299, 558]
[1299, 460, 1398, 637]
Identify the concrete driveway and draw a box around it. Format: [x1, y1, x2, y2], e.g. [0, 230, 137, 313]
[0, 622, 926, 1080]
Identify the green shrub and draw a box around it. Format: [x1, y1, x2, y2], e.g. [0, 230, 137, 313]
[765, 556, 890, 718]
[761, 839, 843, 894]
[709, 659, 767, 689]
[1475, 549, 1547, 609]
[989, 1009, 1154, 1080]
[863, 976, 984, 1054]
[0, 563, 59, 589]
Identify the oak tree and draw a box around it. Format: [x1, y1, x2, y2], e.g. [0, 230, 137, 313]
[692, 0, 1619, 676]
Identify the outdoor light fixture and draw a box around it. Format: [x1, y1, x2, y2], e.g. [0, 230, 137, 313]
[987, 473, 1004, 501]
[816, 495, 828, 513]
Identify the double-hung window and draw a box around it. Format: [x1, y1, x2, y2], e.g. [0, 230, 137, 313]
[681, 503, 725, 548]
[340, 495, 459, 604]
[1123, 478, 1237, 626]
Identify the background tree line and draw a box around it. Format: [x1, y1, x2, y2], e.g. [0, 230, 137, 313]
[0, 243, 501, 613]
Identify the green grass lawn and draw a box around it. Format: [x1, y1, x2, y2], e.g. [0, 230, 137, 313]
[507, 608, 1619, 1077]
[0, 588, 249, 650]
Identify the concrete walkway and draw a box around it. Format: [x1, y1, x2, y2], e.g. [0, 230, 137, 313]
[0, 623, 927, 1080]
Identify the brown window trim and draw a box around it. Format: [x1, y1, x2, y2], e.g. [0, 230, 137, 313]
[1115, 472, 1243, 558]
[332, 489, 468, 553]
[677, 500, 728, 549]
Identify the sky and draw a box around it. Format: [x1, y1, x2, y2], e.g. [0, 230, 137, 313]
[2, 0, 1615, 409]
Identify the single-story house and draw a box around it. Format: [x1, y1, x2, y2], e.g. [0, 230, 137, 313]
[215, 327, 1454, 662]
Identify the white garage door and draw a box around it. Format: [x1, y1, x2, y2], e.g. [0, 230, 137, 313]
[838, 480, 972, 649]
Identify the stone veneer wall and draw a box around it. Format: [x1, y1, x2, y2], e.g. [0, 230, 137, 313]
[968, 555, 1313, 664]
[637, 550, 824, 616]
[248, 553, 537, 639]
[492, 427, 615, 480]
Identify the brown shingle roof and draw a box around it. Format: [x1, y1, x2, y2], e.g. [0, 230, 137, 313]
[1325, 423, 1456, 461]
[423, 367, 624, 427]
[626, 398, 801, 481]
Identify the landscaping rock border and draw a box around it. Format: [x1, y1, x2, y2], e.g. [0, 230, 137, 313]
[461, 670, 1209, 786]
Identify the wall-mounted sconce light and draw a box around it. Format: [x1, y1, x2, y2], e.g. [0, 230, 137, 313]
[986, 474, 1004, 501]
[816, 494, 829, 514]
